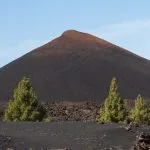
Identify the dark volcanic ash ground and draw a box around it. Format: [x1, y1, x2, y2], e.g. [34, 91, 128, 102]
[0, 122, 149, 150]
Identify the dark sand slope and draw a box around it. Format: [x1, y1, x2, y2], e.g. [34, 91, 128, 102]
[0, 30, 150, 103]
[0, 122, 149, 150]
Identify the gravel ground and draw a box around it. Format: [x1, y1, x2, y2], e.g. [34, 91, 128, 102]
[0, 122, 149, 150]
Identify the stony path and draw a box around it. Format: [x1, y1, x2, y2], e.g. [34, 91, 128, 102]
[0, 122, 149, 150]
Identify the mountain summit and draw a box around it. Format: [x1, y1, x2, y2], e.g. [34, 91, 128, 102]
[0, 30, 150, 103]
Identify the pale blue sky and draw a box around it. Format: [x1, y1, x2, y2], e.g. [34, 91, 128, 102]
[0, 0, 150, 67]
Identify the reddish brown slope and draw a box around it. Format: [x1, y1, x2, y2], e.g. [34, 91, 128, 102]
[0, 30, 150, 103]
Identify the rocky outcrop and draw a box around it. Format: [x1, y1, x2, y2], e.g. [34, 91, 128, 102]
[44, 101, 101, 121]
[0, 135, 12, 150]
[132, 132, 150, 150]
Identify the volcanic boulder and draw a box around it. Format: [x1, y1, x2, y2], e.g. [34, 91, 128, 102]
[132, 132, 150, 150]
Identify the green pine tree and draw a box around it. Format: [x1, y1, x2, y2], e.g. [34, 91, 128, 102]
[97, 77, 127, 123]
[129, 94, 150, 125]
[4, 77, 46, 121]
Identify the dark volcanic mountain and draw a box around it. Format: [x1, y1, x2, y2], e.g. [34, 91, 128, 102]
[0, 30, 150, 103]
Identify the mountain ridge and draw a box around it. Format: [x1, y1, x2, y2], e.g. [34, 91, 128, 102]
[0, 30, 150, 103]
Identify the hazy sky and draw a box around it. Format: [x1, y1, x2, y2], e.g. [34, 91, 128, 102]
[0, 0, 150, 67]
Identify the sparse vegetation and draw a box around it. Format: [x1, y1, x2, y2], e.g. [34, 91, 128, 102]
[96, 77, 150, 125]
[4, 77, 46, 122]
[129, 94, 150, 125]
[96, 77, 127, 123]
[44, 116, 52, 123]
[0, 107, 4, 121]
[2, 76, 150, 125]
